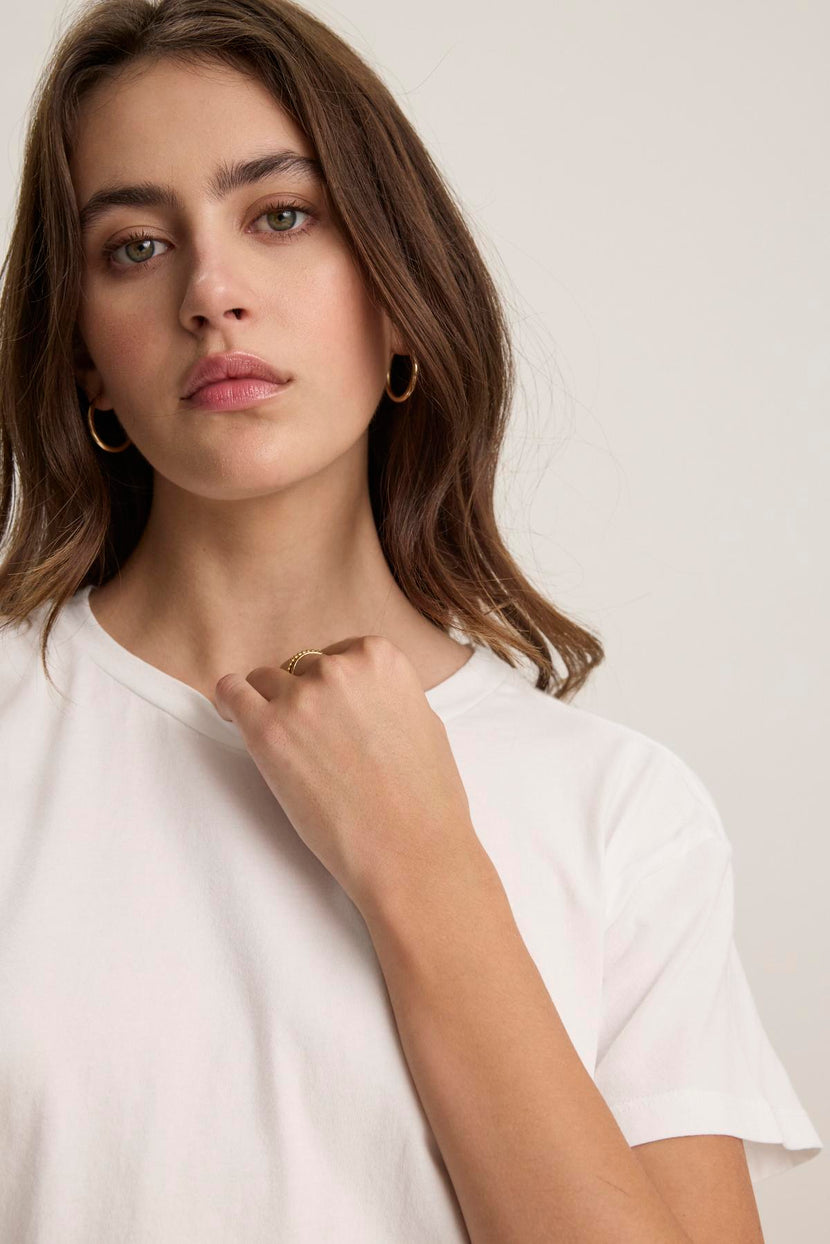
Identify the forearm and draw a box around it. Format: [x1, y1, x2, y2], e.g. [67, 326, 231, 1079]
[360, 843, 691, 1244]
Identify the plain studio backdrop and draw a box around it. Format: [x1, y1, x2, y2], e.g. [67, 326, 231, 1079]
[1, 1, 827, 1240]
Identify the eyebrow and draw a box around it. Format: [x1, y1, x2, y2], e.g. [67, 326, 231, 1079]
[78, 149, 325, 235]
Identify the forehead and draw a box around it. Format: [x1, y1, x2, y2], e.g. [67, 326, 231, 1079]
[70, 57, 314, 196]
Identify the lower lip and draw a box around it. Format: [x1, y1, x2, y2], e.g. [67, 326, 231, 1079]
[184, 378, 291, 410]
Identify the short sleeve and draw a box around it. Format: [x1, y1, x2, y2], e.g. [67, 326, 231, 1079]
[594, 744, 823, 1185]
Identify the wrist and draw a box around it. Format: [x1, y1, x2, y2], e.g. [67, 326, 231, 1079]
[357, 835, 505, 943]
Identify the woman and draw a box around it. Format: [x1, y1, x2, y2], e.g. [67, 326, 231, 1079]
[0, 1, 821, 1240]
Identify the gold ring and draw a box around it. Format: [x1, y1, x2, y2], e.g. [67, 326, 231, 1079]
[285, 648, 325, 674]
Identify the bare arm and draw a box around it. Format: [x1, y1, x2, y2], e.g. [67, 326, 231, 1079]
[359, 842, 693, 1244]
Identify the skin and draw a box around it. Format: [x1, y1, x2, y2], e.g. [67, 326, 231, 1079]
[70, 56, 473, 706]
[68, 57, 767, 1241]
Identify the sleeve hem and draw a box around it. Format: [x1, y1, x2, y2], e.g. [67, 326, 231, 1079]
[603, 1086, 824, 1185]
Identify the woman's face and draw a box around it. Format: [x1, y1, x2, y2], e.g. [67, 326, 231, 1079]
[71, 56, 403, 499]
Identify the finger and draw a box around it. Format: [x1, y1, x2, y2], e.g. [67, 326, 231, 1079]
[246, 664, 302, 698]
[213, 671, 273, 725]
[278, 638, 361, 677]
[236, 651, 328, 706]
[278, 651, 327, 677]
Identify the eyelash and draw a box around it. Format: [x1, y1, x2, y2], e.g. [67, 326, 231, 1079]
[100, 198, 316, 272]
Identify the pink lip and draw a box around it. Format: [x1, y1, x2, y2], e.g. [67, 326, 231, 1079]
[184, 377, 291, 411]
[181, 350, 292, 400]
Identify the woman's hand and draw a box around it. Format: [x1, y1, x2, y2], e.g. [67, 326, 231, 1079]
[213, 634, 483, 915]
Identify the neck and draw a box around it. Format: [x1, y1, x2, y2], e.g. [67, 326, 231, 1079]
[88, 469, 470, 700]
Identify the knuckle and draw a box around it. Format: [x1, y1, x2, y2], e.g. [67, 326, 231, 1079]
[361, 633, 396, 661]
[320, 651, 348, 679]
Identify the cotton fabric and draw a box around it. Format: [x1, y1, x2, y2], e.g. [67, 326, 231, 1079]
[0, 585, 822, 1242]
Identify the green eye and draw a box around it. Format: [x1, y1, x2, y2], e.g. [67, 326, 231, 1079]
[101, 198, 318, 272]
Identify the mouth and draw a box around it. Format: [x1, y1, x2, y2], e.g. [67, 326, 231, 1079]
[182, 376, 292, 412]
[181, 350, 293, 401]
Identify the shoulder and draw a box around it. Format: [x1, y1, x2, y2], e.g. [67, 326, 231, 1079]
[476, 655, 730, 866]
[481, 654, 719, 808]
[0, 598, 70, 708]
[0, 607, 42, 683]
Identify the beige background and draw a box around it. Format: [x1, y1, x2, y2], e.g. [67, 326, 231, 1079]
[1, 1, 826, 1239]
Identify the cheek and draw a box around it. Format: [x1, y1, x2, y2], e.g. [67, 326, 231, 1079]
[289, 255, 388, 404]
[91, 322, 145, 372]
[79, 281, 169, 393]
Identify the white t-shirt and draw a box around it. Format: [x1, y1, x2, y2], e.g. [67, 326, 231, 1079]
[0, 584, 822, 1242]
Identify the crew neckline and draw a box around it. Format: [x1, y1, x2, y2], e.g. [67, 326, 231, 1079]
[46, 585, 514, 751]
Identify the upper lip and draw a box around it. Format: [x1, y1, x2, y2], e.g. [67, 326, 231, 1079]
[182, 351, 292, 399]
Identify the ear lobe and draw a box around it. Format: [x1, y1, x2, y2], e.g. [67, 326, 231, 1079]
[73, 332, 94, 392]
[379, 309, 407, 359]
[72, 322, 92, 368]
[72, 325, 107, 407]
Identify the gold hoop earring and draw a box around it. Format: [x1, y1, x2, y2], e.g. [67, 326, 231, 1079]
[87, 401, 132, 453]
[385, 355, 418, 403]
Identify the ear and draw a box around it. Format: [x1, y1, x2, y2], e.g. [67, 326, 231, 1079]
[72, 323, 114, 409]
[376, 305, 408, 360]
[390, 328, 409, 357]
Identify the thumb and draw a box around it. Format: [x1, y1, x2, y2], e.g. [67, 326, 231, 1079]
[213, 672, 244, 722]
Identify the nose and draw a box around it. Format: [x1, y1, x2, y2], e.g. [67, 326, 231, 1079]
[183, 300, 248, 331]
[191, 306, 244, 327]
[178, 255, 256, 332]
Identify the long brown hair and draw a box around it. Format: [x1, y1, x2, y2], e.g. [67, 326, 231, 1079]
[0, 0, 604, 699]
